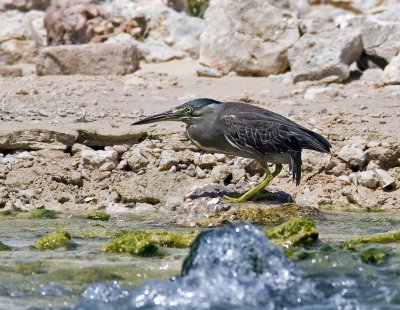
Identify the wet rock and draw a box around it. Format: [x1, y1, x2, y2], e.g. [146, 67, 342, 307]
[374, 169, 395, 189]
[288, 28, 363, 83]
[343, 230, 400, 249]
[36, 43, 139, 76]
[358, 170, 378, 189]
[346, 16, 400, 63]
[0, 241, 11, 251]
[265, 218, 319, 248]
[125, 222, 301, 308]
[383, 54, 400, 85]
[34, 230, 75, 250]
[80, 149, 118, 169]
[104, 231, 195, 256]
[200, 0, 299, 76]
[337, 143, 368, 169]
[85, 211, 110, 221]
[16, 208, 59, 219]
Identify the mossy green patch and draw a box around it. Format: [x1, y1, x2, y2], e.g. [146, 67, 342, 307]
[16, 209, 60, 219]
[265, 218, 319, 248]
[360, 248, 391, 265]
[74, 230, 118, 239]
[343, 231, 400, 249]
[234, 203, 322, 225]
[0, 210, 12, 217]
[0, 240, 11, 251]
[85, 211, 110, 221]
[34, 231, 76, 250]
[187, 0, 209, 17]
[105, 231, 196, 257]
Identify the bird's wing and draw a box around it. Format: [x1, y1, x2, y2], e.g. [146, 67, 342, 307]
[222, 112, 303, 154]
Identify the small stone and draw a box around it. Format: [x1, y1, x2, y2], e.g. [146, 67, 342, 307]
[81, 149, 118, 168]
[196, 66, 222, 78]
[304, 87, 338, 100]
[214, 153, 226, 162]
[358, 171, 378, 189]
[196, 166, 206, 179]
[210, 165, 231, 183]
[374, 169, 395, 189]
[117, 159, 128, 170]
[158, 151, 179, 171]
[99, 161, 116, 171]
[112, 144, 130, 154]
[338, 144, 368, 168]
[383, 54, 400, 85]
[206, 197, 220, 206]
[69, 171, 83, 186]
[361, 68, 383, 82]
[337, 175, 351, 184]
[169, 166, 177, 174]
[71, 143, 93, 155]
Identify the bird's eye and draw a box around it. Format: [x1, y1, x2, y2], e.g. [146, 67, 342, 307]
[185, 107, 194, 114]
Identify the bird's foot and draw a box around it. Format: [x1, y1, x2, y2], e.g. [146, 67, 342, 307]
[223, 195, 250, 203]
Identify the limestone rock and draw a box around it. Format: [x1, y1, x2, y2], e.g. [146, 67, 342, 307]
[158, 150, 180, 171]
[346, 16, 400, 63]
[0, 0, 51, 11]
[36, 43, 139, 75]
[122, 147, 151, 173]
[80, 149, 118, 168]
[375, 169, 395, 189]
[358, 170, 378, 189]
[288, 28, 363, 83]
[200, 0, 299, 76]
[210, 165, 231, 183]
[137, 39, 185, 62]
[338, 144, 368, 169]
[361, 68, 383, 82]
[383, 55, 400, 85]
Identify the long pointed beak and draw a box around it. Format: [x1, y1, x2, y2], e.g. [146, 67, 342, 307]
[131, 110, 178, 125]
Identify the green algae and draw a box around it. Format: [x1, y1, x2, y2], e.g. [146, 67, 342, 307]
[187, 0, 209, 17]
[0, 240, 11, 251]
[0, 210, 11, 217]
[360, 247, 391, 265]
[85, 211, 110, 221]
[105, 231, 196, 256]
[265, 218, 319, 248]
[343, 231, 400, 249]
[34, 231, 76, 250]
[74, 230, 118, 239]
[234, 203, 322, 225]
[16, 209, 60, 219]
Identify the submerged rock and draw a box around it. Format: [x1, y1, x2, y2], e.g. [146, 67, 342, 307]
[85, 211, 110, 221]
[104, 231, 196, 257]
[0, 240, 11, 251]
[34, 231, 76, 250]
[16, 208, 59, 219]
[360, 247, 391, 265]
[343, 230, 400, 249]
[265, 218, 319, 248]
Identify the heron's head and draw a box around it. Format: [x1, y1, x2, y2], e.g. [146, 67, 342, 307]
[132, 98, 222, 125]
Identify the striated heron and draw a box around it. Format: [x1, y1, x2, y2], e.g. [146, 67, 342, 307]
[132, 98, 331, 203]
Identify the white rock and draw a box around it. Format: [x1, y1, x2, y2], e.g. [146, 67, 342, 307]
[122, 147, 151, 172]
[195, 166, 206, 179]
[358, 170, 378, 189]
[99, 161, 116, 171]
[304, 87, 338, 100]
[383, 54, 400, 85]
[158, 150, 179, 171]
[361, 68, 384, 82]
[375, 169, 395, 188]
[200, 0, 299, 76]
[337, 175, 351, 184]
[214, 153, 226, 162]
[81, 149, 118, 168]
[288, 28, 363, 82]
[137, 39, 185, 62]
[210, 165, 231, 183]
[338, 144, 368, 168]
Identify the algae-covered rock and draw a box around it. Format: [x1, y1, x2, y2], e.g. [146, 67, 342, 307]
[105, 231, 196, 257]
[0, 241, 11, 251]
[265, 218, 319, 248]
[85, 211, 110, 221]
[360, 247, 391, 265]
[343, 231, 400, 249]
[234, 204, 322, 225]
[0, 210, 11, 217]
[16, 209, 60, 219]
[34, 231, 76, 250]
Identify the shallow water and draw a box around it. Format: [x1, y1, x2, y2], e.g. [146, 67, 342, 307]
[0, 210, 399, 309]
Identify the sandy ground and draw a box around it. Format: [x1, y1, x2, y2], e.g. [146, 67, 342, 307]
[0, 59, 399, 221]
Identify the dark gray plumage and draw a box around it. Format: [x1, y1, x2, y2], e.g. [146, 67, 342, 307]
[133, 98, 331, 202]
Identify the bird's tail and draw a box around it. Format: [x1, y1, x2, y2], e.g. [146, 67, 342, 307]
[289, 151, 302, 186]
[300, 128, 331, 154]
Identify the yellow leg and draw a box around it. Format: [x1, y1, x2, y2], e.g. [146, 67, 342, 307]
[223, 164, 283, 203]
